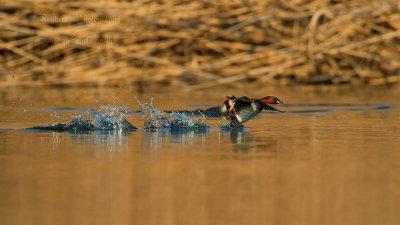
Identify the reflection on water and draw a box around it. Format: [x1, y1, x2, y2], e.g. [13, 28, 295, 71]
[40, 130, 131, 153]
[222, 129, 279, 153]
[43, 126, 275, 154]
[141, 129, 170, 151]
[1, 86, 400, 225]
[69, 131, 130, 152]
[141, 128, 210, 151]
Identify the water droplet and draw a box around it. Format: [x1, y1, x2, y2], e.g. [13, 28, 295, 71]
[50, 111, 60, 118]
[136, 97, 208, 130]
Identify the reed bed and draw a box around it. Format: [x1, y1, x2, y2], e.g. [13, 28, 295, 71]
[0, 0, 399, 89]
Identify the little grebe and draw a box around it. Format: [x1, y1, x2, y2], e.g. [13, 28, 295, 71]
[215, 96, 283, 125]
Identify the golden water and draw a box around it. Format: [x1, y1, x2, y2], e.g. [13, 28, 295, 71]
[0, 85, 399, 225]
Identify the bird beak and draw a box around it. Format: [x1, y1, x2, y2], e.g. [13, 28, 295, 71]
[263, 104, 284, 113]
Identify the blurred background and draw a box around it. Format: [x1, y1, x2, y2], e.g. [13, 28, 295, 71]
[1, 1, 400, 225]
[1, 0, 399, 90]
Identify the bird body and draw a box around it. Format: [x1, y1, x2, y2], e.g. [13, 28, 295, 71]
[218, 96, 283, 125]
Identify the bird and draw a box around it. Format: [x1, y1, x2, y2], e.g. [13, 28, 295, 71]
[206, 95, 283, 125]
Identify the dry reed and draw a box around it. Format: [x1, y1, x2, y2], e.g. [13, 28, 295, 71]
[0, 0, 399, 89]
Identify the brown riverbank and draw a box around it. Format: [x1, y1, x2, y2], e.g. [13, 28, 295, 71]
[0, 0, 399, 89]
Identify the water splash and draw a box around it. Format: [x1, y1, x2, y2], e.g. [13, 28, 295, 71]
[28, 104, 137, 132]
[135, 97, 209, 131]
[84, 105, 133, 130]
[170, 112, 208, 131]
[50, 111, 61, 119]
[135, 97, 170, 129]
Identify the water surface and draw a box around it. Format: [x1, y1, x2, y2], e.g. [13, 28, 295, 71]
[0, 85, 399, 225]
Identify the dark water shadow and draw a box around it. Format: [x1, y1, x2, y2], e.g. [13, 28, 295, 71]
[277, 103, 391, 114]
[128, 103, 392, 117]
[39, 103, 392, 119]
